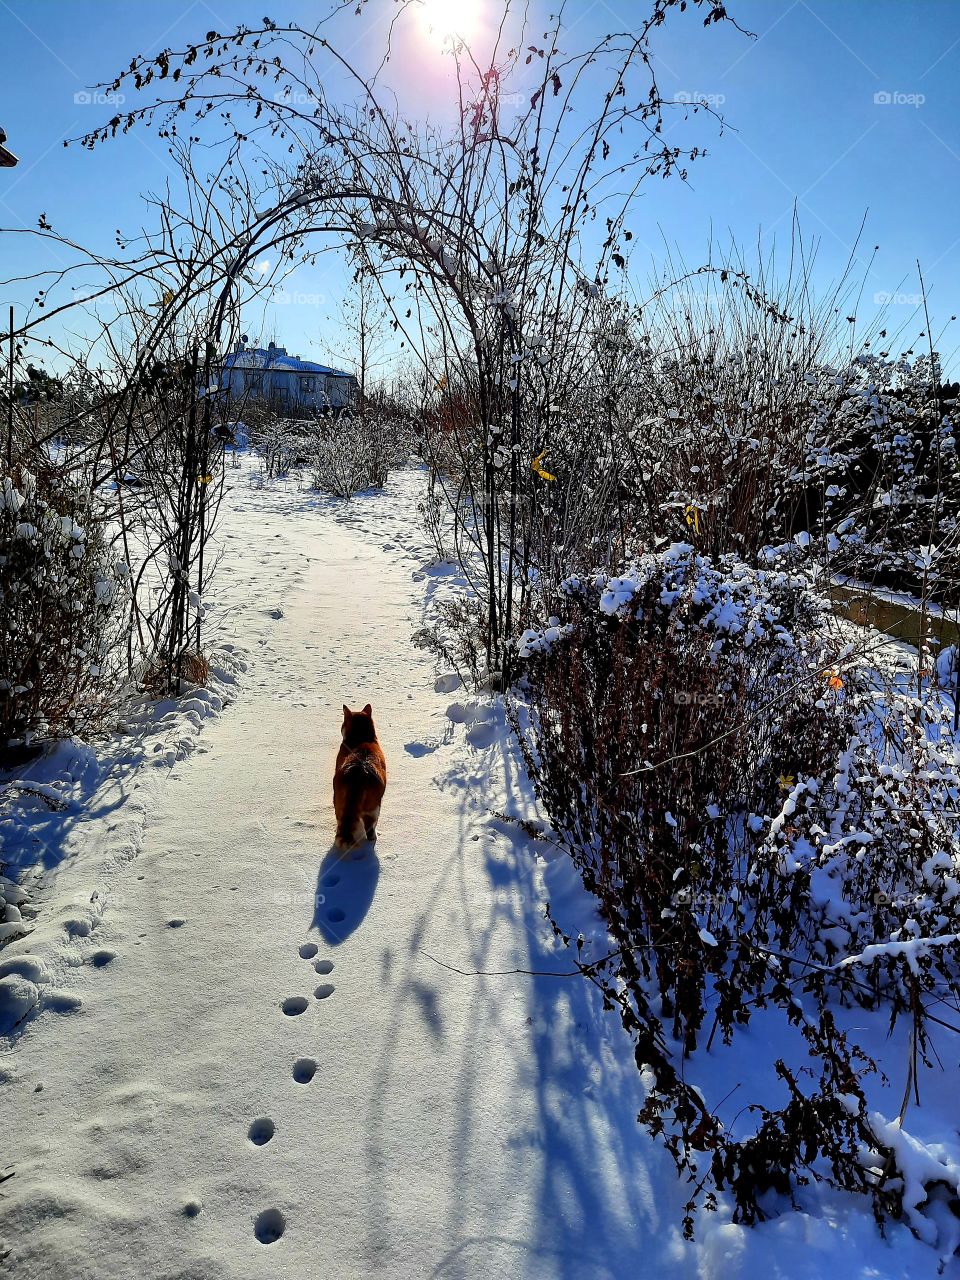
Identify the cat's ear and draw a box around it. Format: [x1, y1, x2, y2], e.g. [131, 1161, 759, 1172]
[362, 703, 372, 716]
[342, 704, 351, 719]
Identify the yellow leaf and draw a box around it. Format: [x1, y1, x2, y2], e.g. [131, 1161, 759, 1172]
[197, 474, 213, 486]
[684, 504, 701, 535]
[531, 450, 556, 481]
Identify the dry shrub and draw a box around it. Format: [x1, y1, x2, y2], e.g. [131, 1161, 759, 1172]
[514, 544, 845, 1048]
[141, 648, 209, 694]
[178, 651, 210, 685]
[512, 544, 960, 1234]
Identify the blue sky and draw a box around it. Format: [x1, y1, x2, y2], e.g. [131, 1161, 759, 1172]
[1, 0, 959, 375]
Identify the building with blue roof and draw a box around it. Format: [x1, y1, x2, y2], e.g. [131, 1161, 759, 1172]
[219, 341, 358, 413]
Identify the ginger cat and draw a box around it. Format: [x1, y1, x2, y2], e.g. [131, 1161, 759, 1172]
[333, 703, 387, 851]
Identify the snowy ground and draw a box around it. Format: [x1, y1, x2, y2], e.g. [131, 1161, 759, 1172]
[0, 459, 954, 1278]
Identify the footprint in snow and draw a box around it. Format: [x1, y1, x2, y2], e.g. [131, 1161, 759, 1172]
[90, 949, 116, 968]
[167, 918, 186, 928]
[43, 989, 83, 1014]
[281, 996, 309, 1016]
[254, 1208, 286, 1245]
[404, 740, 438, 757]
[248, 1117, 275, 1146]
[314, 983, 335, 1000]
[312, 846, 379, 945]
[314, 958, 334, 974]
[298, 942, 318, 959]
[292, 1057, 317, 1084]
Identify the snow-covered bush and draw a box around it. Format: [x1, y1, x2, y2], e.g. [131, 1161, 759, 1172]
[246, 410, 299, 479]
[537, 268, 960, 612]
[512, 547, 960, 1235]
[417, 255, 955, 692]
[310, 412, 412, 497]
[781, 355, 959, 604]
[0, 464, 127, 745]
[0, 871, 30, 952]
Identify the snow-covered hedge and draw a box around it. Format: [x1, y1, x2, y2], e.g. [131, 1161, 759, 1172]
[0, 466, 128, 745]
[512, 545, 960, 1238]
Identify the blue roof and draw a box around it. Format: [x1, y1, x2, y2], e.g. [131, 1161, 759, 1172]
[223, 347, 355, 378]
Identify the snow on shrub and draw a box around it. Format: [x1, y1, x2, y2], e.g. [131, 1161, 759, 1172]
[783, 353, 960, 604]
[0, 465, 127, 744]
[310, 411, 414, 497]
[593, 280, 958, 610]
[511, 544, 960, 1239]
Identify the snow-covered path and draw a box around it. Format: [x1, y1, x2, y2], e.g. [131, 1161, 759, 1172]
[0, 468, 941, 1280]
[0, 470, 668, 1279]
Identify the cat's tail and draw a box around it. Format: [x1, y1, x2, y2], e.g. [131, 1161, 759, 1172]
[335, 794, 364, 851]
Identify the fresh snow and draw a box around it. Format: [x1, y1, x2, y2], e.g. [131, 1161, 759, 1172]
[0, 460, 954, 1278]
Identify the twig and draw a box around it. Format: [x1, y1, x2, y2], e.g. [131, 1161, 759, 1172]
[418, 945, 622, 979]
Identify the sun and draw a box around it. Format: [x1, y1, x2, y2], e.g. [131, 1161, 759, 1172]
[417, 0, 481, 47]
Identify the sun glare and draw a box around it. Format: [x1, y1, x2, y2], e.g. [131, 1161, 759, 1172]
[417, 0, 481, 47]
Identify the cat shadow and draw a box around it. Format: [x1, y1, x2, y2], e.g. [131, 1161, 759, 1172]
[311, 841, 380, 945]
